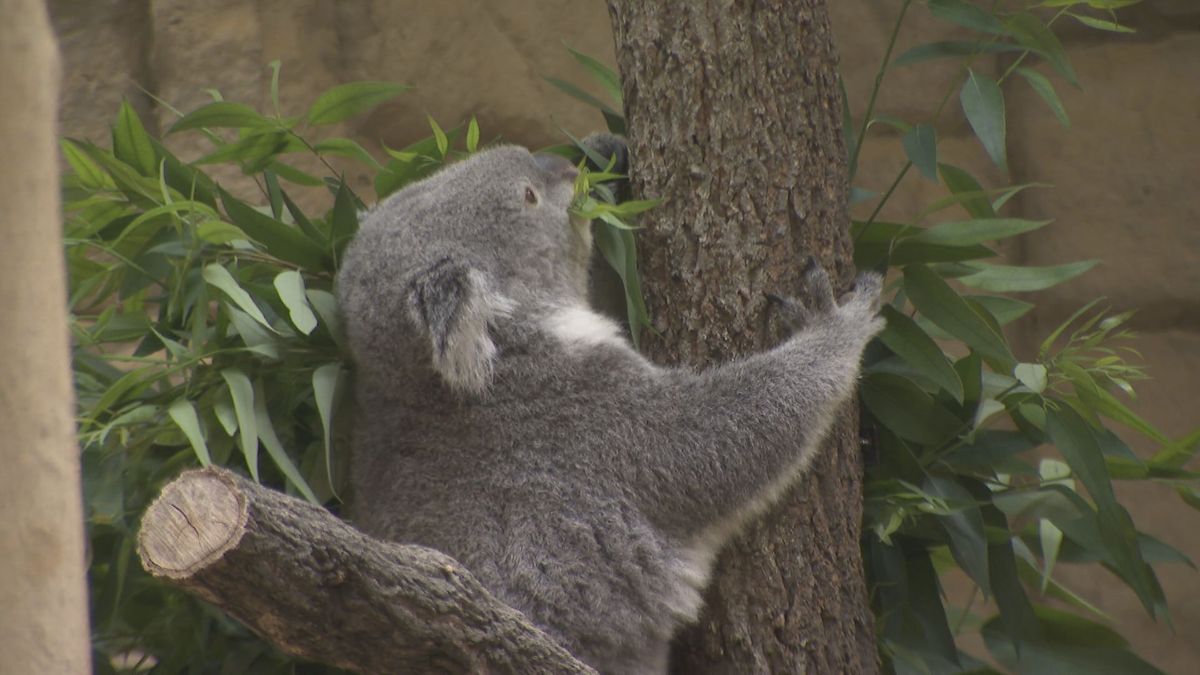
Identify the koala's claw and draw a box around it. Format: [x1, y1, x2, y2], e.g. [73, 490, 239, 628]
[801, 258, 836, 313]
[844, 271, 884, 312]
[767, 292, 810, 330]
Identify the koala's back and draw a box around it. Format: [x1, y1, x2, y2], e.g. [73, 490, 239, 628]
[349, 330, 696, 672]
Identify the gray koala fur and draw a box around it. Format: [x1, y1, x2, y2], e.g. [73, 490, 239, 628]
[335, 136, 884, 674]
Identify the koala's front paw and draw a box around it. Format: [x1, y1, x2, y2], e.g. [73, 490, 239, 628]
[838, 271, 886, 340]
[580, 132, 628, 174]
[769, 261, 884, 338]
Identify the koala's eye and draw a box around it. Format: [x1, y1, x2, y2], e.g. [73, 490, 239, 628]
[524, 186, 539, 206]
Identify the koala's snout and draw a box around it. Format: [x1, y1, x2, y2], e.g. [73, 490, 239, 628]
[535, 153, 579, 184]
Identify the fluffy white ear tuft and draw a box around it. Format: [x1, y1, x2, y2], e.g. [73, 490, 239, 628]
[406, 261, 513, 396]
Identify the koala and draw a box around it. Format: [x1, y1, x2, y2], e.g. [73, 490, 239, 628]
[335, 136, 884, 674]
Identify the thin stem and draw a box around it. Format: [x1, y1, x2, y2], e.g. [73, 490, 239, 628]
[849, 0, 914, 177]
[854, 162, 913, 245]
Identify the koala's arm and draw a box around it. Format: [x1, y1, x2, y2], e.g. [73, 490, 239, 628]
[622, 263, 884, 541]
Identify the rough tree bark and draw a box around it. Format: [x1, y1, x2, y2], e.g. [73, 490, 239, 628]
[606, 2, 879, 672]
[0, 0, 93, 671]
[138, 468, 593, 674]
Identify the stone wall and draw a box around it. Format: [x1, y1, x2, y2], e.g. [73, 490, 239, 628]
[50, 0, 1198, 671]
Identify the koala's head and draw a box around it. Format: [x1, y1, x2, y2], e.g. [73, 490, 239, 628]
[368, 145, 588, 303]
[343, 145, 590, 395]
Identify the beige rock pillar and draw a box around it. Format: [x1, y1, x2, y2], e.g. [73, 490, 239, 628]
[0, 0, 92, 672]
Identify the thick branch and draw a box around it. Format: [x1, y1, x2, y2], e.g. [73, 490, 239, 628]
[137, 467, 593, 675]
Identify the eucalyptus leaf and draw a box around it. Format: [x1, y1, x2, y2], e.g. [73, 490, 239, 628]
[955, 260, 1099, 292]
[253, 381, 319, 504]
[113, 101, 158, 176]
[960, 69, 1007, 168]
[220, 368, 259, 481]
[878, 306, 963, 402]
[170, 101, 276, 133]
[307, 81, 409, 125]
[901, 124, 938, 180]
[903, 264, 1015, 369]
[1017, 67, 1070, 127]
[168, 399, 211, 466]
[203, 263, 274, 332]
[273, 271, 318, 335]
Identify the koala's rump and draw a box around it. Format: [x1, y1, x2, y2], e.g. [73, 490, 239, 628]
[351, 427, 695, 671]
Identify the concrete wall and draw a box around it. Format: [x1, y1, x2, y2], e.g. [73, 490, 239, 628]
[50, 0, 1198, 671]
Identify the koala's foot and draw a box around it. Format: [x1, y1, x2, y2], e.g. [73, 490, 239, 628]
[580, 132, 628, 174]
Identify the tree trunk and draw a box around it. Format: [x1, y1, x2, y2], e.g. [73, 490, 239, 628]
[605, 2, 879, 672]
[0, 0, 93, 671]
[138, 468, 593, 675]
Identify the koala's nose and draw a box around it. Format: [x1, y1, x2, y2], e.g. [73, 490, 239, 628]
[535, 153, 579, 183]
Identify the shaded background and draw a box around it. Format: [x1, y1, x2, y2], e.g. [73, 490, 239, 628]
[50, 0, 1198, 671]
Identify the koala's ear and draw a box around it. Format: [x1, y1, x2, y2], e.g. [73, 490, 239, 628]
[406, 259, 513, 396]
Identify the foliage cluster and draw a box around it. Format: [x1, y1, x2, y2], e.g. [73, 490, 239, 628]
[841, 2, 1200, 674]
[63, 1, 1198, 673]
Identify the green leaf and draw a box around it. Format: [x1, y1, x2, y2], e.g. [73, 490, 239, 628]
[861, 373, 961, 444]
[266, 160, 325, 187]
[969, 295, 1035, 326]
[306, 289, 342, 342]
[955, 260, 1099, 292]
[878, 306, 964, 402]
[466, 116, 480, 153]
[313, 137, 385, 171]
[593, 222, 650, 344]
[929, 0, 1008, 35]
[78, 141, 163, 203]
[268, 59, 282, 116]
[253, 382, 319, 504]
[220, 368, 259, 481]
[195, 129, 298, 170]
[910, 218, 1050, 246]
[218, 187, 328, 269]
[568, 47, 623, 106]
[61, 139, 116, 190]
[313, 363, 343, 499]
[168, 399, 211, 466]
[1005, 12, 1079, 86]
[264, 170, 284, 219]
[1017, 68, 1070, 127]
[1061, 362, 1170, 444]
[279, 188, 326, 244]
[1068, 12, 1135, 33]
[194, 220, 249, 244]
[979, 495, 1040, 646]
[960, 69, 1007, 168]
[225, 306, 280, 360]
[983, 606, 1164, 675]
[543, 76, 621, 116]
[938, 163, 996, 219]
[170, 101, 276, 133]
[428, 116, 449, 158]
[330, 180, 360, 258]
[1047, 406, 1164, 617]
[273, 271, 318, 335]
[902, 545, 963, 668]
[901, 124, 938, 180]
[926, 475, 991, 595]
[202, 263, 275, 332]
[113, 101, 158, 176]
[903, 264, 1015, 369]
[1014, 363, 1048, 393]
[307, 81, 409, 125]
[894, 41, 1024, 67]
